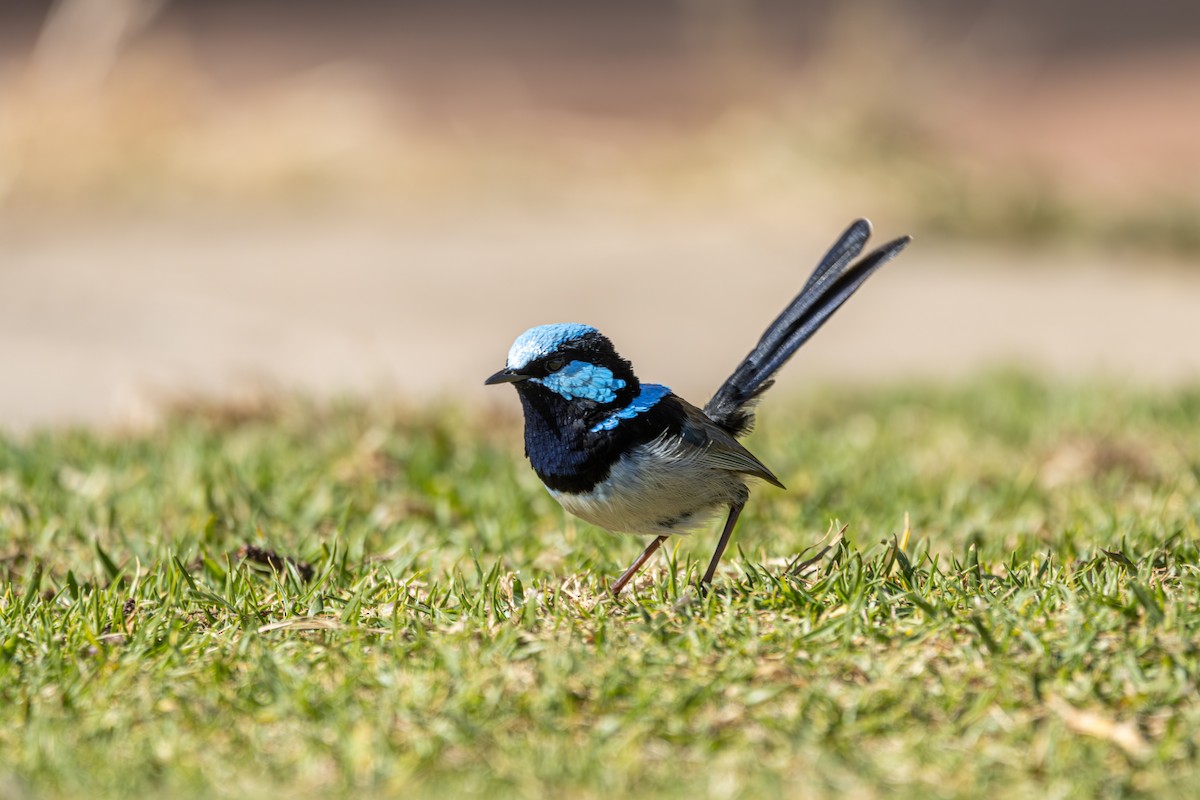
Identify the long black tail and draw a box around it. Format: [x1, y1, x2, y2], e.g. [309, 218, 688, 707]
[704, 219, 911, 435]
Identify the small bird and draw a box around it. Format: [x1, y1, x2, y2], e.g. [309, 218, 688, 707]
[486, 219, 910, 597]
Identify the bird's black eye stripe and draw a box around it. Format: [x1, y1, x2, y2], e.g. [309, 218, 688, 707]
[546, 357, 566, 372]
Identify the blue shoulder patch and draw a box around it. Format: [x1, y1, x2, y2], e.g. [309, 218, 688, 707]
[533, 360, 626, 403]
[591, 384, 671, 431]
[507, 323, 597, 370]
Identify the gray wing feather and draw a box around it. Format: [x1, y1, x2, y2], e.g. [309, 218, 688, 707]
[676, 400, 785, 488]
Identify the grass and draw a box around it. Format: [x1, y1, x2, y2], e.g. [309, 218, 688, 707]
[2, 374, 1199, 799]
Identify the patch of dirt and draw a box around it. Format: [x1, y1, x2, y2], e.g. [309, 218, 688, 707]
[2, 215, 1198, 433]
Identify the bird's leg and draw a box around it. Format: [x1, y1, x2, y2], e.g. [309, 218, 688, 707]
[610, 535, 669, 598]
[701, 502, 745, 587]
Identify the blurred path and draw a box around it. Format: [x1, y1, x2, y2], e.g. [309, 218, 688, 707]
[2, 216, 1198, 432]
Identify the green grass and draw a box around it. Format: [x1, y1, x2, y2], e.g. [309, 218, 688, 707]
[2, 374, 1199, 799]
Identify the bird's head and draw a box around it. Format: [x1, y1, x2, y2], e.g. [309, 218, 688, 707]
[485, 323, 640, 412]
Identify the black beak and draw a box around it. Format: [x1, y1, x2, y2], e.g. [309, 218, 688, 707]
[484, 368, 528, 386]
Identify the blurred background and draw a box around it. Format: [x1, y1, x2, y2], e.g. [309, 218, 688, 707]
[1, 0, 1198, 431]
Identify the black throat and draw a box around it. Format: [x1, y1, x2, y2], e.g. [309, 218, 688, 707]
[515, 384, 680, 494]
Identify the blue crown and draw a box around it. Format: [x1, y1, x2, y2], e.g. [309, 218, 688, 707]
[506, 323, 597, 370]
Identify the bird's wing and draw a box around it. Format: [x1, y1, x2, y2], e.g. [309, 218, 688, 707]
[674, 398, 785, 488]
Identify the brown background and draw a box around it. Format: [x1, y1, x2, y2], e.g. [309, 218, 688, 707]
[1, 1, 1197, 431]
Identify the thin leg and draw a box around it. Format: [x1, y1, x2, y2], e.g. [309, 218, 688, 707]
[701, 502, 745, 586]
[610, 535, 669, 598]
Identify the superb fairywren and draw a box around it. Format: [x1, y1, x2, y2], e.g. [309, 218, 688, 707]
[486, 219, 910, 597]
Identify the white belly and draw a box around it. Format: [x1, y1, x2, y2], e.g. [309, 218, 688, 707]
[548, 440, 746, 536]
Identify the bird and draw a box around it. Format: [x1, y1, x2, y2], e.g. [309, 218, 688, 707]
[485, 219, 911, 597]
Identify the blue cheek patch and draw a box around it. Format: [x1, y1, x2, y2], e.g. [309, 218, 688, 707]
[591, 384, 671, 431]
[534, 360, 627, 403]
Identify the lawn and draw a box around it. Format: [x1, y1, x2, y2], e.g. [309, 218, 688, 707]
[1, 374, 1198, 799]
